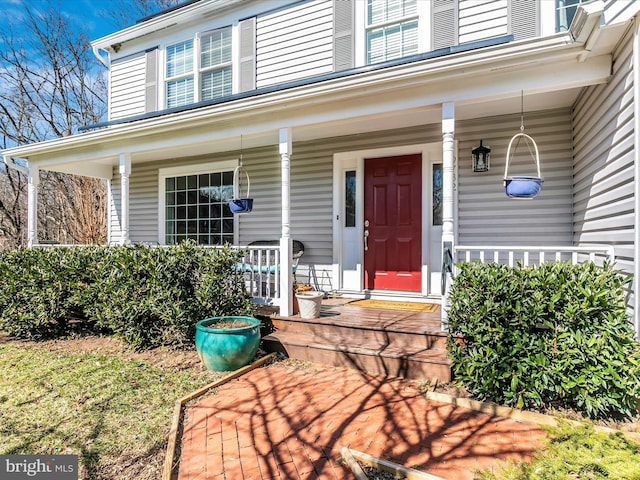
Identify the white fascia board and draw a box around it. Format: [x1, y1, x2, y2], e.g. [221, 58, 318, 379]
[2, 30, 606, 165]
[44, 162, 114, 180]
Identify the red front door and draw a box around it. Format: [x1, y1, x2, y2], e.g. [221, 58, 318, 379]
[364, 154, 422, 291]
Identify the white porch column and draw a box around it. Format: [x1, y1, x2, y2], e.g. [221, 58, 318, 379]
[634, 14, 640, 340]
[279, 128, 293, 316]
[27, 167, 39, 248]
[441, 102, 456, 330]
[119, 153, 131, 245]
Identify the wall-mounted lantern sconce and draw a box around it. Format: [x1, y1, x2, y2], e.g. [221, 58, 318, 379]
[472, 140, 491, 172]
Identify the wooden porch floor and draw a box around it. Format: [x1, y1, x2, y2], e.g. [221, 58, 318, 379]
[277, 296, 443, 333]
[259, 297, 451, 381]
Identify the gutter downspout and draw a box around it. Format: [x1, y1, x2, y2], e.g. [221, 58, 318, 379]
[2, 155, 38, 247]
[92, 46, 110, 69]
[2, 154, 28, 176]
[634, 14, 640, 340]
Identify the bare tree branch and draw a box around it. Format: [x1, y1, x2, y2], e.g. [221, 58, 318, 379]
[0, 0, 183, 248]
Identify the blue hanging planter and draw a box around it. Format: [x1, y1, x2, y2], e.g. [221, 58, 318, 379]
[228, 164, 253, 213]
[504, 176, 543, 198]
[503, 132, 543, 199]
[229, 198, 253, 213]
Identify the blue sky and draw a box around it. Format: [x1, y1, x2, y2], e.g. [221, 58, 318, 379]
[0, 0, 127, 41]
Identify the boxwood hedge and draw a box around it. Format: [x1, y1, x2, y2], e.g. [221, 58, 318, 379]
[0, 242, 253, 349]
[447, 261, 640, 420]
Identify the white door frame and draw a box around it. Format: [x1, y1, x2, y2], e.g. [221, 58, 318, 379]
[332, 142, 449, 298]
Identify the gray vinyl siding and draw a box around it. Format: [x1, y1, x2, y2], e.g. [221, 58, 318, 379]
[109, 163, 158, 245]
[604, 0, 639, 25]
[109, 52, 146, 120]
[112, 109, 573, 287]
[111, 126, 445, 279]
[457, 109, 573, 246]
[572, 28, 634, 291]
[256, 0, 333, 88]
[434, 0, 538, 49]
[459, 0, 508, 45]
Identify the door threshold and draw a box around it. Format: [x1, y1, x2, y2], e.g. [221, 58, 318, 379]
[335, 290, 441, 304]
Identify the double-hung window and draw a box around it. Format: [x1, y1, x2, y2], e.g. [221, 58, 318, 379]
[366, 0, 418, 64]
[162, 164, 235, 246]
[200, 28, 233, 101]
[165, 26, 232, 108]
[166, 40, 194, 108]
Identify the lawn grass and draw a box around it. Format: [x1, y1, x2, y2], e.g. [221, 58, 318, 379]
[477, 422, 640, 480]
[0, 342, 220, 480]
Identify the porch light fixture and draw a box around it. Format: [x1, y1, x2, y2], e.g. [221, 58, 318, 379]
[472, 140, 491, 172]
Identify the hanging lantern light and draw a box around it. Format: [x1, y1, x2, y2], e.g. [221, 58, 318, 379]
[472, 140, 491, 172]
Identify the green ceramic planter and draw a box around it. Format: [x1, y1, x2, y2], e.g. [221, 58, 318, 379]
[195, 316, 261, 371]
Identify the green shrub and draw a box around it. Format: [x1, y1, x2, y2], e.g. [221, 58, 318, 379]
[0, 242, 254, 348]
[0, 247, 97, 338]
[447, 261, 640, 419]
[477, 422, 640, 480]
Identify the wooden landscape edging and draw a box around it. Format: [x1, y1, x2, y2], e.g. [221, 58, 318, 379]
[341, 447, 447, 480]
[424, 390, 640, 440]
[162, 353, 277, 480]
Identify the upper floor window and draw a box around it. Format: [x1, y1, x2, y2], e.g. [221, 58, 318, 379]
[366, 0, 418, 64]
[200, 29, 233, 101]
[166, 40, 194, 108]
[165, 26, 233, 109]
[556, 0, 585, 32]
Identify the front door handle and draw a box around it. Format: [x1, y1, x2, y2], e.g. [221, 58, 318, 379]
[364, 230, 369, 251]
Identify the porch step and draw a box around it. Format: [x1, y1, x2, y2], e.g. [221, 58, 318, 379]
[259, 308, 451, 382]
[261, 331, 450, 381]
[268, 315, 448, 350]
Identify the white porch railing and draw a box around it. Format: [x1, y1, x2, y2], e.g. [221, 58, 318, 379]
[453, 245, 616, 270]
[440, 245, 617, 331]
[234, 245, 282, 305]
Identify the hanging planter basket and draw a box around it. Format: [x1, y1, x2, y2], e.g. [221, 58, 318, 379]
[503, 132, 543, 199]
[228, 165, 253, 213]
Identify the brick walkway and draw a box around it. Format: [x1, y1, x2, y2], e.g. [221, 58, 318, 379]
[176, 364, 546, 480]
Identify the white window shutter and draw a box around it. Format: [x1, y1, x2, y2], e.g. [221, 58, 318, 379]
[145, 48, 158, 113]
[239, 17, 256, 92]
[510, 0, 539, 41]
[334, 0, 354, 71]
[432, 0, 457, 49]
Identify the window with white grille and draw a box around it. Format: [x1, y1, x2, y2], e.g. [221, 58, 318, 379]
[166, 40, 194, 108]
[366, 0, 419, 64]
[162, 169, 235, 246]
[200, 28, 233, 101]
[165, 26, 233, 108]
